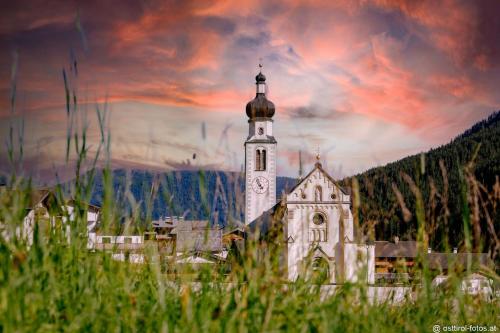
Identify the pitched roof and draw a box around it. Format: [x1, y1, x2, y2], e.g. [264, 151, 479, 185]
[427, 252, 493, 270]
[175, 221, 222, 252]
[65, 198, 101, 212]
[375, 241, 494, 270]
[27, 189, 51, 209]
[287, 161, 348, 197]
[375, 241, 417, 258]
[247, 201, 285, 236]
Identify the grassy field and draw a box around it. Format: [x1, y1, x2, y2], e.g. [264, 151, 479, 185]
[0, 172, 498, 332]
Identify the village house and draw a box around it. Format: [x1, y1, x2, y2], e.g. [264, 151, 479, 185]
[0, 187, 99, 246]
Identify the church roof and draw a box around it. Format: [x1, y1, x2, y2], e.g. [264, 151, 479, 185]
[246, 95, 275, 119]
[247, 201, 286, 238]
[287, 160, 349, 197]
[246, 70, 275, 120]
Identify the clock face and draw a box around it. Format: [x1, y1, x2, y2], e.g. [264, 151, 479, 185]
[251, 176, 269, 194]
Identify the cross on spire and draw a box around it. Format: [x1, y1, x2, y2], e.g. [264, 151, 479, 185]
[258, 58, 263, 73]
[315, 146, 322, 167]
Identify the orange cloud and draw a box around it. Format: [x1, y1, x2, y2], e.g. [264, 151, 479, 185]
[1, 0, 499, 176]
[371, 0, 499, 70]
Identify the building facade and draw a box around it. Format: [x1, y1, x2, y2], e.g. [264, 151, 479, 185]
[284, 161, 374, 283]
[244, 70, 277, 225]
[244, 69, 374, 284]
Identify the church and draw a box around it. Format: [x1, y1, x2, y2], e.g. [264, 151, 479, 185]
[243, 68, 375, 284]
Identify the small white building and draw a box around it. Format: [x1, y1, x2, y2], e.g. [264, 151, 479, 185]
[1, 189, 101, 246]
[432, 273, 494, 299]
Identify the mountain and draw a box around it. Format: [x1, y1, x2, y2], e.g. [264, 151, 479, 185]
[342, 111, 500, 253]
[88, 169, 296, 229]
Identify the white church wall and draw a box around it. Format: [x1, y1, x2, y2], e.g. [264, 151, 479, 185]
[284, 165, 358, 283]
[344, 243, 375, 284]
[245, 142, 277, 224]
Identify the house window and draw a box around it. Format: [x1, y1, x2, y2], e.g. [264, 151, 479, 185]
[124, 237, 132, 244]
[315, 186, 322, 202]
[102, 237, 111, 244]
[255, 148, 267, 171]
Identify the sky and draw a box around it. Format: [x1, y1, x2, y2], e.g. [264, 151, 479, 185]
[1, 0, 499, 181]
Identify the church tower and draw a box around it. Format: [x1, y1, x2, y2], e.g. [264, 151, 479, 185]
[244, 67, 277, 225]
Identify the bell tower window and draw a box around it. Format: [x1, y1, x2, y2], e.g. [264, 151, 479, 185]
[262, 149, 266, 170]
[255, 148, 267, 171]
[255, 150, 261, 171]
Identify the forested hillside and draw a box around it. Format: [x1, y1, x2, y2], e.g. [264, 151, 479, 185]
[343, 111, 499, 254]
[89, 169, 296, 229]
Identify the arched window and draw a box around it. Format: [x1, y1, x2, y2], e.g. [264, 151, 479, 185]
[261, 149, 266, 171]
[255, 148, 267, 171]
[314, 186, 322, 202]
[312, 257, 330, 281]
[255, 150, 261, 171]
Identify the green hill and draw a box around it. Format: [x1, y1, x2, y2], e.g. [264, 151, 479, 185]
[344, 111, 500, 254]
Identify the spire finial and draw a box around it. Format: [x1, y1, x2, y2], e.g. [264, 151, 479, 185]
[258, 58, 263, 73]
[315, 146, 321, 167]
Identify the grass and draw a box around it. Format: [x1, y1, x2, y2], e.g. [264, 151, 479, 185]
[0, 221, 498, 332]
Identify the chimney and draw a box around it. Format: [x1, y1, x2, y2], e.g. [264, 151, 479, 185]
[394, 236, 399, 244]
[453, 248, 458, 253]
[427, 247, 432, 254]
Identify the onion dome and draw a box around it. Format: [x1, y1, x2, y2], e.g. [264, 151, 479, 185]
[246, 70, 275, 119]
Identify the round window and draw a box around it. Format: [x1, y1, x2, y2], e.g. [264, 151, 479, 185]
[313, 213, 325, 225]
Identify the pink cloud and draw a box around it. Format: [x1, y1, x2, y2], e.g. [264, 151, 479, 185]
[1, 0, 499, 176]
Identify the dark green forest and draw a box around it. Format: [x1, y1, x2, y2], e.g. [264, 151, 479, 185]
[343, 111, 499, 254]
